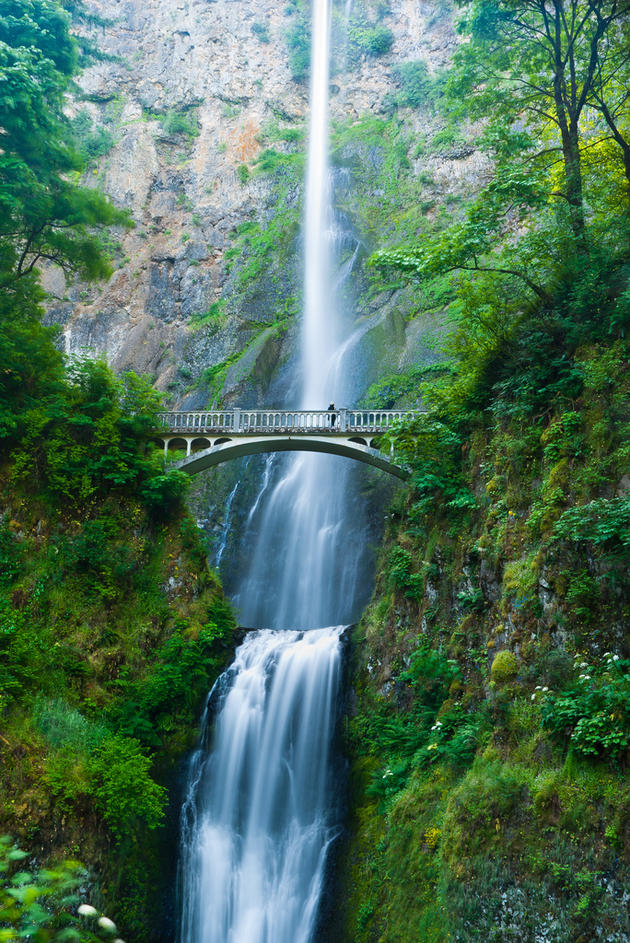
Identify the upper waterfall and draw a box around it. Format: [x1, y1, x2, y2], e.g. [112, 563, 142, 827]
[303, 0, 336, 406]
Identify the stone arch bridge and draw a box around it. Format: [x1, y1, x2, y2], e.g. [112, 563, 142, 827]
[154, 408, 421, 481]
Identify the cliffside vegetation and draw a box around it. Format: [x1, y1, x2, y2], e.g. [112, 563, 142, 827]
[0, 4, 236, 940]
[339, 0, 630, 940]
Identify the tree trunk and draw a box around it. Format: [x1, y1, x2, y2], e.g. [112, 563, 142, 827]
[554, 94, 587, 243]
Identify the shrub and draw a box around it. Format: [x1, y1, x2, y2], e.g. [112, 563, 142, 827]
[387, 546, 423, 598]
[394, 60, 430, 108]
[442, 758, 529, 870]
[491, 650, 519, 683]
[286, 19, 310, 82]
[161, 108, 198, 139]
[70, 109, 115, 163]
[350, 25, 394, 57]
[542, 654, 630, 761]
[89, 735, 166, 838]
[553, 496, 630, 553]
[236, 163, 250, 184]
[251, 20, 270, 42]
[140, 470, 189, 517]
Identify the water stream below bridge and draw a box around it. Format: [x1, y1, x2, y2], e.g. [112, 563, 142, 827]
[177, 2, 368, 940]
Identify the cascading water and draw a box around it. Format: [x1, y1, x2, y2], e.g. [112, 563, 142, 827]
[235, 0, 364, 631]
[178, 629, 343, 943]
[178, 1, 362, 939]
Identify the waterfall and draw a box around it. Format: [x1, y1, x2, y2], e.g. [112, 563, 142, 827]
[235, 0, 365, 631]
[178, 1, 360, 939]
[178, 629, 343, 943]
[215, 480, 239, 568]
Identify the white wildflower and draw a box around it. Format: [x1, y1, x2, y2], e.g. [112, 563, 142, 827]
[77, 904, 98, 918]
[531, 694, 536, 701]
[542, 686, 549, 692]
[580, 662, 589, 668]
[98, 916, 117, 933]
[613, 654, 620, 661]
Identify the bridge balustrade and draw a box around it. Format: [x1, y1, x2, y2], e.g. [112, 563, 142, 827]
[156, 408, 421, 435]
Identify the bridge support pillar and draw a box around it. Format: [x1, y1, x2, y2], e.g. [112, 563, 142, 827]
[186, 439, 192, 456]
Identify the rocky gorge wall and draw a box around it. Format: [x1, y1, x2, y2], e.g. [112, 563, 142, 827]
[44, 0, 481, 411]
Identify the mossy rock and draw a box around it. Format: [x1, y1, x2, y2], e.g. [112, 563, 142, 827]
[490, 650, 519, 683]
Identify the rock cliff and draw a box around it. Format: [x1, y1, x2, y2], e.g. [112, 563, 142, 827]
[44, 0, 478, 408]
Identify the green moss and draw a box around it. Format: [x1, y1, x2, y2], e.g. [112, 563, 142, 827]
[490, 650, 519, 683]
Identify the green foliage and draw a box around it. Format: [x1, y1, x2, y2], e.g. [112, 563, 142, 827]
[542, 654, 630, 760]
[255, 148, 304, 174]
[34, 698, 107, 752]
[286, 15, 310, 83]
[189, 299, 227, 333]
[442, 757, 528, 866]
[159, 108, 199, 139]
[385, 414, 475, 517]
[89, 736, 166, 838]
[69, 110, 115, 164]
[387, 546, 423, 598]
[393, 59, 431, 108]
[359, 366, 430, 408]
[0, 835, 113, 943]
[140, 470, 190, 518]
[251, 20, 270, 43]
[348, 24, 393, 58]
[553, 496, 630, 553]
[0, 0, 129, 285]
[0, 524, 22, 587]
[109, 615, 234, 749]
[236, 163, 250, 184]
[5, 357, 187, 519]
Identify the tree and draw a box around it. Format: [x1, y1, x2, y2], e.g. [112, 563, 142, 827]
[0, 0, 128, 288]
[451, 0, 630, 239]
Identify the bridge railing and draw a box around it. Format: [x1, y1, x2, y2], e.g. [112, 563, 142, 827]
[155, 408, 422, 435]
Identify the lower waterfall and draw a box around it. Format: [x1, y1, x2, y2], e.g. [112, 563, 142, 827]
[177, 628, 344, 943]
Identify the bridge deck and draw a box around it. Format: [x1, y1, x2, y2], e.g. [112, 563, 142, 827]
[156, 407, 421, 436]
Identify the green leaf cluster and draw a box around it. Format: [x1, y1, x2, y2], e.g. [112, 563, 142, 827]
[0, 836, 109, 942]
[542, 655, 630, 760]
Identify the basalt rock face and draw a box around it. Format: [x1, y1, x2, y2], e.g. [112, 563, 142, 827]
[45, 0, 476, 406]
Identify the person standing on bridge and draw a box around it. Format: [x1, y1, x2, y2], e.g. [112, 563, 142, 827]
[328, 402, 336, 428]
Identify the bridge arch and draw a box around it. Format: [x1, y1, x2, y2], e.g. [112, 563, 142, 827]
[173, 435, 409, 481]
[190, 437, 212, 452]
[167, 437, 188, 453]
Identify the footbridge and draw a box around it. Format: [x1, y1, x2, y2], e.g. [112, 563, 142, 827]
[154, 408, 421, 481]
